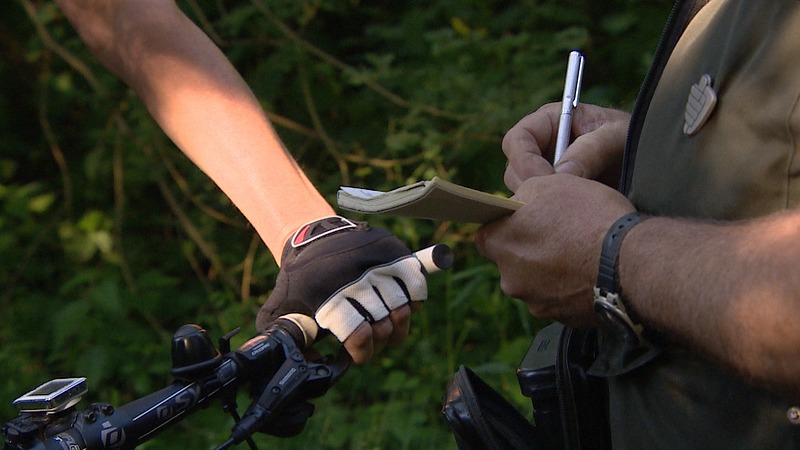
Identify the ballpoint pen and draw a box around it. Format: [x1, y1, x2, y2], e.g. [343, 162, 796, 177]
[553, 50, 585, 165]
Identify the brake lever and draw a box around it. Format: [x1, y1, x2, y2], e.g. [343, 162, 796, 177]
[217, 322, 351, 449]
[301, 347, 351, 400]
[251, 350, 351, 440]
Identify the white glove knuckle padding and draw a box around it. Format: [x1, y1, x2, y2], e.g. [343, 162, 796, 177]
[314, 256, 428, 342]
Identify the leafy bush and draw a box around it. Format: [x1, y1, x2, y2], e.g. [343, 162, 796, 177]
[1, 0, 671, 448]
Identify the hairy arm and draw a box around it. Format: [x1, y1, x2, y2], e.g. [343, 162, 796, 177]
[55, 0, 333, 262]
[620, 210, 800, 397]
[477, 172, 800, 397]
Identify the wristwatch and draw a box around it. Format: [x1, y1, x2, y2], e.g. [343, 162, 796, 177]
[593, 212, 650, 347]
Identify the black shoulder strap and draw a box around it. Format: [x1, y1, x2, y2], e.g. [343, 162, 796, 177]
[620, 0, 711, 194]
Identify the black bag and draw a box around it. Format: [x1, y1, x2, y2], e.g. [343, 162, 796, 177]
[441, 323, 610, 450]
[516, 323, 611, 450]
[442, 365, 540, 450]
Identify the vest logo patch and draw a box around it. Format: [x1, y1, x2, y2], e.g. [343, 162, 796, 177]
[684, 74, 718, 136]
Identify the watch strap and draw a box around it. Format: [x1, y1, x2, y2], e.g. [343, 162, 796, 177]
[596, 212, 650, 294]
[594, 211, 650, 346]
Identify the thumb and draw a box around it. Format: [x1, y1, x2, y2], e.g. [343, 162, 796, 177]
[553, 118, 627, 179]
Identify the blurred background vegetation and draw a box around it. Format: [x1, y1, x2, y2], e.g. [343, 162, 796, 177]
[1, 0, 672, 448]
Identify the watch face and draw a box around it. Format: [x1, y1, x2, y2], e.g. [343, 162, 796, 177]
[594, 301, 640, 347]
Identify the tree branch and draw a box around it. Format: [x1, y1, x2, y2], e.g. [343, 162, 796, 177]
[250, 0, 466, 122]
[19, 0, 103, 93]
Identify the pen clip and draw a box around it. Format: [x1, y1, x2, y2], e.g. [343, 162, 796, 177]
[564, 51, 584, 110]
[572, 52, 584, 108]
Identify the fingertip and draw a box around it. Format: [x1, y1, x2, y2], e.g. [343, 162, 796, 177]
[475, 226, 487, 255]
[504, 167, 522, 193]
[372, 317, 394, 345]
[343, 322, 373, 365]
[476, 225, 498, 259]
[554, 160, 586, 177]
[476, 218, 504, 258]
[388, 306, 411, 346]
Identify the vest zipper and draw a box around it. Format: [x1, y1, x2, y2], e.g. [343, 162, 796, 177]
[620, 0, 710, 195]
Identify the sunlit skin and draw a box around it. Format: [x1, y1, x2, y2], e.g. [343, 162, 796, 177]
[55, 0, 406, 364]
[477, 102, 800, 398]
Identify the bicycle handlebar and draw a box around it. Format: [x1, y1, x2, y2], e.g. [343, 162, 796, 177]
[3, 318, 339, 450]
[2, 244, 453, 450]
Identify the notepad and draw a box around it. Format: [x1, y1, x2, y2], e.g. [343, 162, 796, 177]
[337, 177, 522, 223]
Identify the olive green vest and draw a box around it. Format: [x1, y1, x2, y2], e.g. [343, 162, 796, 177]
[630, 0, 800, 218]
[597, 0, 800, 448]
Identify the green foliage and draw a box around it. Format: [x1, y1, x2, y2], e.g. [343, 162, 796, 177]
[1, 0, 672, 448]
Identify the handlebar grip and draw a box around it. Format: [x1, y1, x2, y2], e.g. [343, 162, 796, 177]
[275, 314, 318, 347]
[414, 244, 454, 273]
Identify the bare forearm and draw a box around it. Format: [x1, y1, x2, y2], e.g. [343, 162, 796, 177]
[57, 0, 333, 261]
[620, 210, 800, 395]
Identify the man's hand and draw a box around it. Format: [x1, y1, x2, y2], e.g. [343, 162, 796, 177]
[488, 102, 632, 326]
[502, 103, 630, 191]
[256, 217, 428, 364]
[476, 175, 634, 327]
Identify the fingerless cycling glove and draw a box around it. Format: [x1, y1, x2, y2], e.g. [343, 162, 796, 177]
[256, 216, 427, 341]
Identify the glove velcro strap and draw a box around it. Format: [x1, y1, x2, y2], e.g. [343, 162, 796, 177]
[290, 216, 357, 249]
[315, 256, 427, 341]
